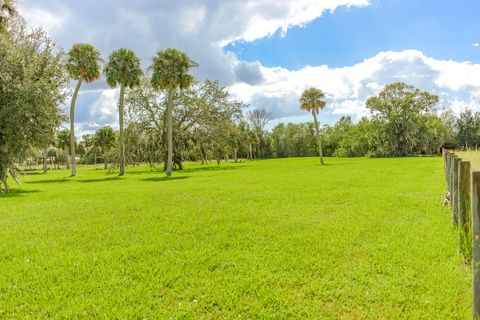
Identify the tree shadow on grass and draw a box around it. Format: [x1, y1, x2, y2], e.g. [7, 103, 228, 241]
[0, 189, 40, 197]
[26, 178, 70, 184]
[317, 163, 351, 167]
[78, 176, 124, 183]
[142, 176, 189, 182]
[182, 165, 246, 174]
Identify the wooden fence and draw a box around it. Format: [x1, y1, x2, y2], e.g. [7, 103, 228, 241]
[443, 150, 479, 319]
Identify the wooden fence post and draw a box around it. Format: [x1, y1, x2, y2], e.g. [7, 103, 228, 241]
[471, 171, 480, 319]
[447, 152, 454, 194]
[452, 157, 460, 225]
[444, 150, 450, 187]
[446, 152, 455, 194]
[458, 160, 471, 259]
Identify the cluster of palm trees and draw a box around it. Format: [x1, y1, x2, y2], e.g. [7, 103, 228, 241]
[66, 44, 196, 177]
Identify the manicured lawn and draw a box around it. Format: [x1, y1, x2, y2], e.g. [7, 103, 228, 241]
[0, 157, 471, 318]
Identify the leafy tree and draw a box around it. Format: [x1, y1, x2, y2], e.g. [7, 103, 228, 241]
[366, 82, 438, 156]
[66, 43, 101, 176]
[0, 28, 68, 192]
[150, 48, 197, 176]
[126, 78, 244, 167]
[245, 108, 272, 158]
[57, 129, 71, 168]
[0, 0, 15, 34]
[456, 109, 479, 148]
[104, 48, 142, 175]
[300, 87, 327, 164]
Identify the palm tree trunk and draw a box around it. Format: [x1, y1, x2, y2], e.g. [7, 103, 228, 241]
[70, 78, 82, 176]
[165, 83, 174, 176]
[312, 111, 324, 165]
[118, 83, 126, 176]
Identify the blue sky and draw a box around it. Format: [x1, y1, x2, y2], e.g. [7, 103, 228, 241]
[226, 0, 480, 69]
[19, 0, 480, 135]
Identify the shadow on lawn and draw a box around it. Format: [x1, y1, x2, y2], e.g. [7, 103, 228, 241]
[26, 178, 70, 184]
[0, 189, 40, 197]
[182, 164, 246, 174]
[142, 176, 189, 182]
[78, 176, 124, 183]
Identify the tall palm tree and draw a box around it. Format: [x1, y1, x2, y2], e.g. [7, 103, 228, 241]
[104, 48, 142, 176]
[300, 87, 327, 165]
[66, 43, 101, 176]
[150, 48, 197, 176]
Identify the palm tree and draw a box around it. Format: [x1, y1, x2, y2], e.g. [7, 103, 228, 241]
[103, 48, 142, 175]
[150, 48, 197, 176]
[66, 43, 101, 176]
[300, 87, 327, 165]
[94, 126, 116, 170]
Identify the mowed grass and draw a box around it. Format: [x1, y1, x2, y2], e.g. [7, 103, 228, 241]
[0, 157, 471, 319]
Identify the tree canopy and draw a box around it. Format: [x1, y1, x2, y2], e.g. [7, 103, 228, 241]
[0, 27, 68, 191]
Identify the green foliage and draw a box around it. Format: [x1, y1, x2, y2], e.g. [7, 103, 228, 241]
[104, 48, 142, 89]
[94, 126, 116, 160]
[57, 129, 72, 152]
[456, 109, 480, 148]
[0, 158, 470, 318]
[366, 82, 439, 156]
[66, 43, 101, 82]
[125, 79, 244, 168]
[269, 122, 317, 158]
[299, 87, 327, 115]
[0, 0, 15, 34]
[0, 27, 68, 191]
[150, 48, 197, 90]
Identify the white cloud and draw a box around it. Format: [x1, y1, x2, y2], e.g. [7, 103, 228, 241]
[219, 0, 371, 44]
[229, 50, 480, 121]
[19, 6, 67, 33]
[17, 0, 373, 136]
[473, 43, 480, 47]
[16, 1, 480, 135]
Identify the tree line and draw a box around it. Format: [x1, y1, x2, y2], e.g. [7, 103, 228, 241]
[0, 1, 476, 192]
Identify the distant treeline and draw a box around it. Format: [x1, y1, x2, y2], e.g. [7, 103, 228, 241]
[42, 106, 475, 171]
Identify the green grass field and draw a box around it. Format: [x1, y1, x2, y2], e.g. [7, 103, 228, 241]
[0, 157, 471, 319]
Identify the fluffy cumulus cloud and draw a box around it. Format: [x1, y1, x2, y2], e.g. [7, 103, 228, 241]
[230, 50, 480, 123]
[17, 0, 480, 134]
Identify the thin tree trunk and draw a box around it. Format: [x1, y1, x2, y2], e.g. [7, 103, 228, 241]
[94, 153, 97, 169]
[312, 111, 324, 165]
[118, 83, 126, 176]
[70, 78, 82, 176]
[249, 144, 253, 160]
[165, 83, 174, 176]
[43, 155, 48, 173]
[2, 178, 8, 193]
[234, 148, 238, 163]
